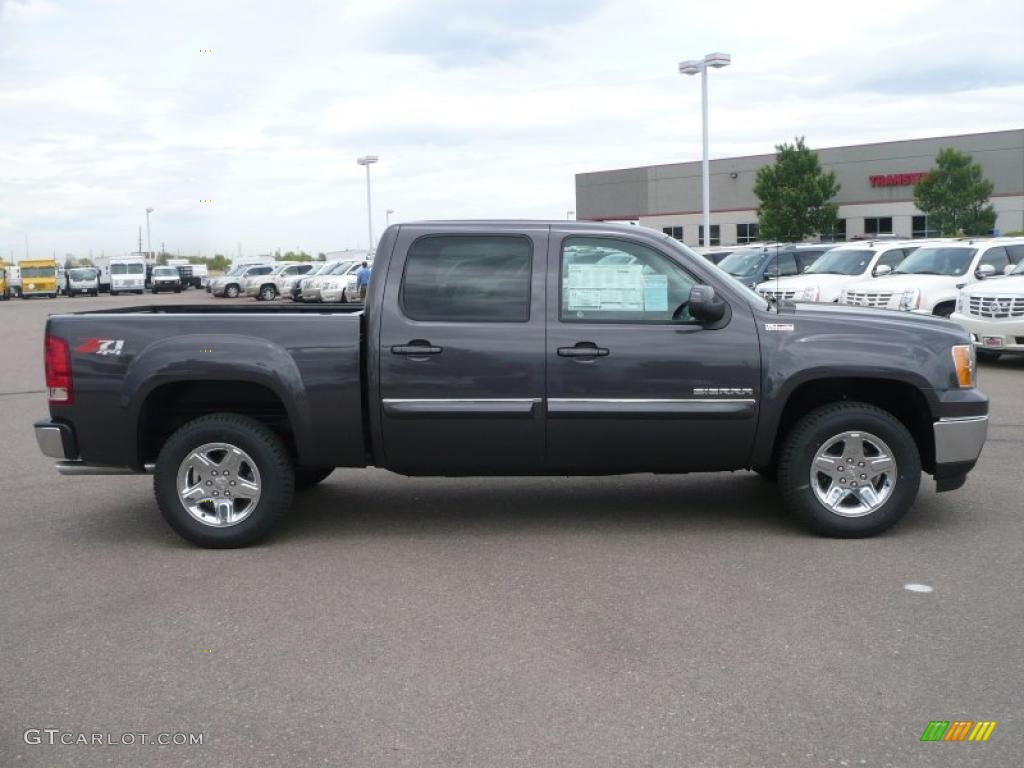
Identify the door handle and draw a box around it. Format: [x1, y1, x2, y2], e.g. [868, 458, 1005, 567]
[557, 342, 609, 358]
[391, 340, 443, 356]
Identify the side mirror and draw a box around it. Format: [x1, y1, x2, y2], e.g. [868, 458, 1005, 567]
[976, 264, 996, 279]
[1004, 264, 1016, 276]
[873, 264, 892, 277]
[687, 284, 727, 325]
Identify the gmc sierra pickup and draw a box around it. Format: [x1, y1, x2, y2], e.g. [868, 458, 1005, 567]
[35, 221, 989, 547]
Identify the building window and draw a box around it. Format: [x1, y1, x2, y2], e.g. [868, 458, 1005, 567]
[820, 219, 847, 243]
[864, 217, 893, 236]
[661, 226, 683, 241]
[912, 215, 941, 239]
[736, 223, 759, 244]
[698, 224, 720, 246]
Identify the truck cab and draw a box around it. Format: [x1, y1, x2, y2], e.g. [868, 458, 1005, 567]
[18, 259, 59, 298]
[108, 258, 146, 295]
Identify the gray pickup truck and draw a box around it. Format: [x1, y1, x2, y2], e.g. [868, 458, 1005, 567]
[35, 221, 989, 547]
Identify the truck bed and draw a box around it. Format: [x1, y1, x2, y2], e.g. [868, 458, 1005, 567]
[45, 305, 367, 470]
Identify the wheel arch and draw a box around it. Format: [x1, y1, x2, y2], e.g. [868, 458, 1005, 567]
[756, 376, 936, 474]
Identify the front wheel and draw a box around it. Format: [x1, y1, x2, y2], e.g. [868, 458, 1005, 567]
[259, 285, 277, 301]
[154, 414, 294, 548]
[777, 402, 921, 537]
[225, 284, 240, 298]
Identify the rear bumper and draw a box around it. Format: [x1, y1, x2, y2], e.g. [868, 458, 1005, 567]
[932, 415, 988, 492]
[35, 419, 151, 475]
[35, 419, 77, 459]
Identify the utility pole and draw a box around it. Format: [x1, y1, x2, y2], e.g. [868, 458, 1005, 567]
[138, 227, 143, 253]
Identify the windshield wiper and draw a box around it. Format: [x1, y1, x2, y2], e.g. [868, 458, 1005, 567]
[894, 270, 942, 275]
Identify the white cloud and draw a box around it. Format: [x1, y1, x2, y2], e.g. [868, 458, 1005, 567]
[0, 0, 1021, 258]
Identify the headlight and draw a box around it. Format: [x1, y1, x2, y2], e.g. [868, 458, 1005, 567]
[799, 286, 820, 302]
[951, 344, 976, 388]
[898, 288, 920, 311]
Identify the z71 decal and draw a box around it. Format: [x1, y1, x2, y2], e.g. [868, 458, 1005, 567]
[75, 338, 125, 356]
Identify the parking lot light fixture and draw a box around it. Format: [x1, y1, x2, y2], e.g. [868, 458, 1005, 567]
[678, 52, 731, 247]
[145, 208, 154, 260]
[357, 156, 379, 255]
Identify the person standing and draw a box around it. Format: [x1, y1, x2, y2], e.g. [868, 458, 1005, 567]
[355, 261, 370, 301]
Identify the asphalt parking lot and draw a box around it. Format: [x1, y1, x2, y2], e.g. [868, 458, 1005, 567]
[2, 291, 1022, 767]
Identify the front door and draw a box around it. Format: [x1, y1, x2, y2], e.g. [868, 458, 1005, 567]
[545, 231, 761, 473]
[378, 225, 548, 474]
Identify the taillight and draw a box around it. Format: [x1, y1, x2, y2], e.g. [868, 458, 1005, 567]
[45, 334, 73, 404]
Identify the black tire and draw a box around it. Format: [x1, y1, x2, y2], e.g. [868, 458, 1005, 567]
[110, 290, 118, 296]
[977, 349, 1001, 363]
[154, 414, 294, 548]
[259, 284, 277, 301]
[174, 288, 181, 293]
[295, 466, 334, 490]
[933, 304, 955, 318]
[753, 466, 777, 481]
[225, 284, 239, 298]
[777, 402, 921, 538]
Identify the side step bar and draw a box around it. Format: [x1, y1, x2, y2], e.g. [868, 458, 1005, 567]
[56, 461, 155, 476]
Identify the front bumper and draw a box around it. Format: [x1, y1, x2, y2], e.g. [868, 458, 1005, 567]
[950, 311, 1024, 354]
[932, 415, 988, 492]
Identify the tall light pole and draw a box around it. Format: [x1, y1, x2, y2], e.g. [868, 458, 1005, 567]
[678, 52, 731, 246]
[145, 207, 154, 258]
[357, 155, 379, 254]
[386, 208, 394, 228]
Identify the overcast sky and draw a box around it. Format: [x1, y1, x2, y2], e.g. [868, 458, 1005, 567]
[1, 0, 1022, 259]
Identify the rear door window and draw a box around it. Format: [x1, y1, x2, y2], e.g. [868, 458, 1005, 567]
[401, 235, 532, 322]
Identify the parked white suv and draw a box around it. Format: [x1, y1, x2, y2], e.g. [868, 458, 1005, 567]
[756, 240, 920, 304]
[839, 238, 1024, 317]
[245, 262, 315, 301]
[950, 252, 1024, 360]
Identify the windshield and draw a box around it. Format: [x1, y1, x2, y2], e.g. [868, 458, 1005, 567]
[893, 247, 976, 276]
[718, 249, 767, 275]
[111, 262, 144, 275]
[22, 266, 56, 278]
[324, 260, 355, 275]
[804, 249, 875, 275]
[69, 268, 97, 279]
[153, 267, 177, 276]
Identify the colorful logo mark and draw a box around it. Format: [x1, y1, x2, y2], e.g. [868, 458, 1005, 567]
[920, 720, 996, 742]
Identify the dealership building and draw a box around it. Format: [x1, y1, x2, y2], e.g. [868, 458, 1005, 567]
[575, 129, 1024, 247]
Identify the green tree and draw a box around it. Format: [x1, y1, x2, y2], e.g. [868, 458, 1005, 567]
[913, 148, 997, 236]
[316, 252, 326, 262]
[754, 137, 840, 242]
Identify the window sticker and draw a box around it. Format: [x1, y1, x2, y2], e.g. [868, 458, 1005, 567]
[566, 264, 644, 311]
[642, 274, 668, 311]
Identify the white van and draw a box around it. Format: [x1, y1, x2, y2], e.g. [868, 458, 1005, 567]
[108, 257, 147, 295]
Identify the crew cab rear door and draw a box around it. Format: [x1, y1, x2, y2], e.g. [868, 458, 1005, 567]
[545, 229, 761, 472]
[378, 224, 548, 474]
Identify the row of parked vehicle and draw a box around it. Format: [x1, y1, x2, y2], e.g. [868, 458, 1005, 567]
[207, 258, 371, 303]
[0, 256, 209, 299]
[703, 236, 1024, 359]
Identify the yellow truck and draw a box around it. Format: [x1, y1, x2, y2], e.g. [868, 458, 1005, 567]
[19, 259, 59, 299]
[0, 263, 9, 300]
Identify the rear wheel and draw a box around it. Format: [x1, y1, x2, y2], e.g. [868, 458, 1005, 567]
[778, 402, 920, 537]
[933, 303, 955, 318]
[295, 466, 334, 490]
[154, 414, 294, 548]
[225, 284, 240, 298]
[259, 284, 277, 301]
